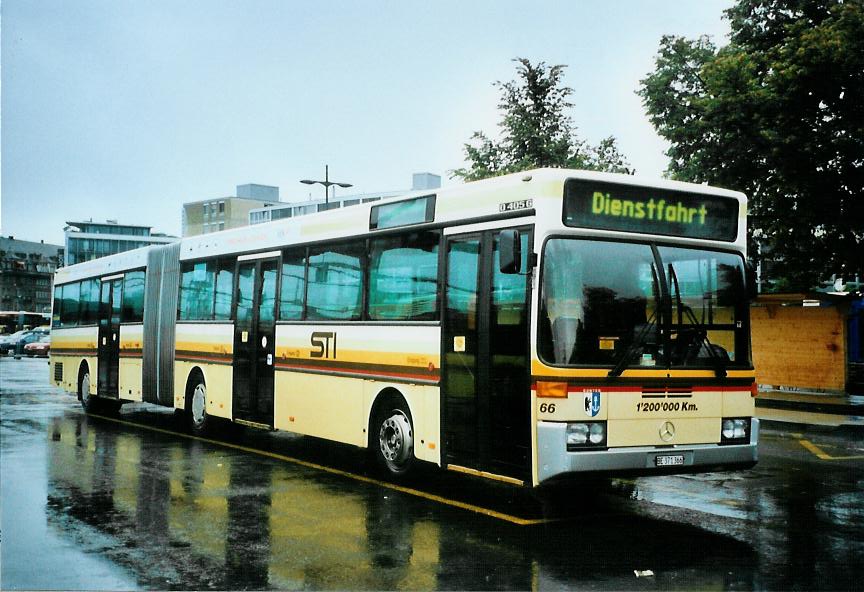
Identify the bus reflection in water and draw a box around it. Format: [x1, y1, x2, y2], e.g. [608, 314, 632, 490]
[45, 413, 758, 589]
[49, 168, 758, 490]
[46, 414, 439, 589]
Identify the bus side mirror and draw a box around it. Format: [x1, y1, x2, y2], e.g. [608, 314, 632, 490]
[499, 230, 521, 274]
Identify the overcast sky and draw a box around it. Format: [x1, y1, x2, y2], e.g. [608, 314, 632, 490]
[1, 0, 733, 245]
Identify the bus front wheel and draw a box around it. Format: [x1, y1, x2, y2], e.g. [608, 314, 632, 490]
[372, 400, 415, 477]
[80, 373, 121, 416]
[79, 371, 97, 413]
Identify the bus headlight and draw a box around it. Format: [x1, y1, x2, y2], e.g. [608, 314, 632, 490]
[720, 418, 750, 444]
[566, 422, 606, 450]
[566, 423, 589, 445]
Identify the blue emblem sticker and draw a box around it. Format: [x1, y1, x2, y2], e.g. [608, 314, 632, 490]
[584, 390, 601, 417]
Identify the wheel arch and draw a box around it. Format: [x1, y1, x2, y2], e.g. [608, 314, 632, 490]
[366, 386, 415, 449]
[182, 365, 207, 409]
[77, 360, 91, 401]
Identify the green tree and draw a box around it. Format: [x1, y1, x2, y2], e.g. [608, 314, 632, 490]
[452, 58, 632, 181]
[638, 0, 864, 290]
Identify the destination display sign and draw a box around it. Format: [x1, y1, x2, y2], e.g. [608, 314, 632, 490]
[370, 195, 436, 230]
[563, 179, 739, 241]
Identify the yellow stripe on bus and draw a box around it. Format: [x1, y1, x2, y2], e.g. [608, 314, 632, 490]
[530, 360, 755, 380]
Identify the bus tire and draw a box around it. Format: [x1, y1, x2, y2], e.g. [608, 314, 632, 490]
[186, 373, 210, 436]
[371, 395, 415, 478]
[79, 367, 99, 413]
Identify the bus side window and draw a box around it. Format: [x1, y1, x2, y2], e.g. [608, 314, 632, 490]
[121, 271, 145, 323]
[61, 282, 80, 328]
[279, 251, 306, 320]
[179, 261, 216, 320]
[52, 285, 63, 329]
[368, 232, 438, 321]
[214, 259, 235, 320]
[81, 279, 100, 325]
[307, 242, 364, 321]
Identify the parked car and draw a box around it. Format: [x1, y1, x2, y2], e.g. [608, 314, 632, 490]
[0, 330, 28, 355]
[0, 330, 28, 347]
[24, 334, 51, 357]
[0, 328, 49, 355]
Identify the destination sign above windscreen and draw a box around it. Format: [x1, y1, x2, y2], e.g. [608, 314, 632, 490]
[563, 179, 739, 241]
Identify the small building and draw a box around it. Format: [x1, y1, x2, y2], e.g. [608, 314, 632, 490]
[752, 293, 863, 394]
[248, 190, 397, 225]
[411, 172, 442, 191]
[248, 173, 441, 226]
[183, 184, 281, 237]
[64, 220, 178, 266]
[0, 236, 64, 315]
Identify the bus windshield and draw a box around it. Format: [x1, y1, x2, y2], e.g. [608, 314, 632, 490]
[539, 239, 750, 370]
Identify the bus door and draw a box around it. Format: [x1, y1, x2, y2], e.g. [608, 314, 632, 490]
[442, 227, 532, 481]
[232, 257, 279, 428]
[97, 276, 122, 398]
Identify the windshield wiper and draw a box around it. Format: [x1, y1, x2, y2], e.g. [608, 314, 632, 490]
[607, 309, 658, 377]
[608, 263, 662, 378]
[668, 264, 727, 378]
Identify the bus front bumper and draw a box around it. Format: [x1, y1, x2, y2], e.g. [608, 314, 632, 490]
[536, 418, 759, 483]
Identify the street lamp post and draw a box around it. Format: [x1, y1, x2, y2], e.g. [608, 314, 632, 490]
[300, 165, 353, 206]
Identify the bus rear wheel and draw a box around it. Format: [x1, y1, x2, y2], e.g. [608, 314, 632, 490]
[186, 377, 210, 436]
[372, 400, 415, 477]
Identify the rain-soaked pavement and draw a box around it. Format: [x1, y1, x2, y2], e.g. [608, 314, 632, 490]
[2, 357, 863, 590]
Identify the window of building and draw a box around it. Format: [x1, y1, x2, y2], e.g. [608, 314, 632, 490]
[293, 205, 316, 216]
[306, 243, 364, 320]
[368, 232, 439, 321]
[218, 201, 225, 214]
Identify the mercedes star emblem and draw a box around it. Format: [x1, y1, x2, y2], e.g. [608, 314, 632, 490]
[660, 421, 676, 442]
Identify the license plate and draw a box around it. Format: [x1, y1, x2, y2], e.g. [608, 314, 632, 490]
[655, 454, 685, 467]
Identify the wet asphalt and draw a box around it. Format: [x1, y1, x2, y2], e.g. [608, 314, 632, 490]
[2, 356, 863, 590]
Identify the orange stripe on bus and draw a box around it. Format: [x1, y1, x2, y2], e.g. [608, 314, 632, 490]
[276, 361, 439, 382]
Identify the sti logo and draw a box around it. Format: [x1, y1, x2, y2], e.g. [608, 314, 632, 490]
[584, 390, 601, 418]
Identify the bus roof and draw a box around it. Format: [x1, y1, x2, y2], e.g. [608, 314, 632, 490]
[55, 168, 747, 285]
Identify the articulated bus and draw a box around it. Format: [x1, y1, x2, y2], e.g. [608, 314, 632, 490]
[50, 169, 758, 487]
